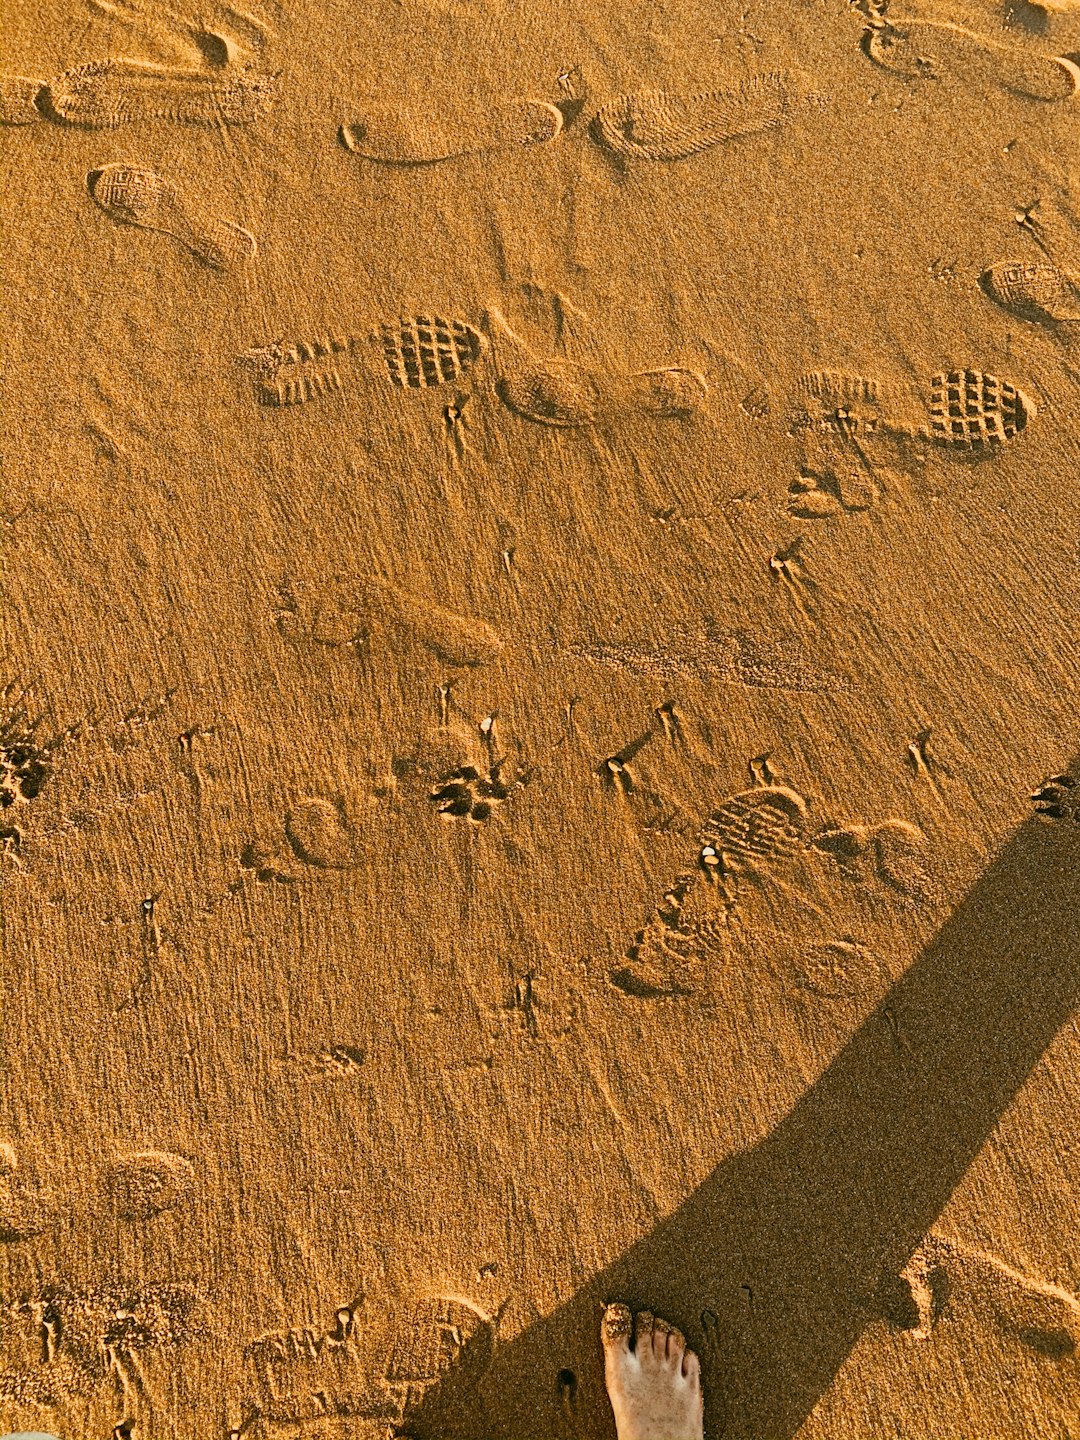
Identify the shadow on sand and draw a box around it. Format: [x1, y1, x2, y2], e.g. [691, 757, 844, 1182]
[407, 762, 1080, 1439]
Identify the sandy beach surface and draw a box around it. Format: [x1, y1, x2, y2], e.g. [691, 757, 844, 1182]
[2, 0, 1079, 1435]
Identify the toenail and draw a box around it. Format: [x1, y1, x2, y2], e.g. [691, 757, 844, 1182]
[603, 1302, 632, 1339]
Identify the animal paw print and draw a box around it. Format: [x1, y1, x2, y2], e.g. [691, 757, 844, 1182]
[1030, 773, 1078, 823]
[1, 709, 51, 808]
[430, 763, 509, 823]
[317, 1043, 366, 1075]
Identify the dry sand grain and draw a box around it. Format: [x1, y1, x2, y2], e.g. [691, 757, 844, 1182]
[2, 0, 1079, 1435]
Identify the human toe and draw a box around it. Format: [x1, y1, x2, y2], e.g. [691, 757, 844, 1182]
[652, 1316, 674, 1359]
[666, 1323, 687, 1364]
[634, 1309, 656, 1356]
[602, 1302, 633, 1357]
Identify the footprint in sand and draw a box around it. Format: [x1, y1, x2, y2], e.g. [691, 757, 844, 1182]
[980, 259, 1080, 325]
[358, 578, 505, 666]
[243, 1293, 492, 1426]
[339, 96, 563, 164]
[381, 314, 486, 389]
[812, 817, 934, 903]
[239, 332, 363, 407]
[0, 74, 46, 123]
[791, 937, 888, 1000]
[254, 361, 344, 408]
[614, 773, 816, 998]
[697, 781, 812, 883]
[77, 0, 269, 72]
[44, 58, 275, 127]
[383, 583, 504, 666]
[485, 306, 707, 427]
[104, 1149, 195, 1220]
[788, 464, 878, 518]
[616, 872, 728, 998]
[790, 366, 1036, 452]
[284, 796, 361, 869]
[926, 368, 1034, 449]
[1030, 771, 1079, 821]
[238, 317, 486, 407]
[0, 1293, 93, 1404]
[883, 1234, 1080, 1360]
[0, 1143, 57, 1243]
[430, 762, 512, 824]
[385, 1294, 494, 1392]
[88, 163, 255, 270]
[788, 369, 895, 442]
[28, 1280, 202, 1381]
[590, 70, 800, 161]
[273, 574, 503, 666]
[0, 707, 54, 809]
[861, 18, 1080, 101]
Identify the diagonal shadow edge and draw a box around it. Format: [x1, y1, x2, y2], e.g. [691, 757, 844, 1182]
[407, 765, 1080, 1440]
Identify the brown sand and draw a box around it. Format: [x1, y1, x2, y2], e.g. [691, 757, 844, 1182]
[2, 0, 1079, 1435]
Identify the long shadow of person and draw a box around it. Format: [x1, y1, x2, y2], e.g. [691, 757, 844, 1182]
[407, 762, 1080, 1439]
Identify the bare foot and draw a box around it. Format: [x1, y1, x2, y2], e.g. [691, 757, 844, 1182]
[602, 1302, 705, 1440]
